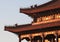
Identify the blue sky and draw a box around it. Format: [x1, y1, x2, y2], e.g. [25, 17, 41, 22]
[0, 0, 51, 42]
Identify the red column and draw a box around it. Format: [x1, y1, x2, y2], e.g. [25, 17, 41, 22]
[18, 35, 21, 42]
[42, 33, 45, 42]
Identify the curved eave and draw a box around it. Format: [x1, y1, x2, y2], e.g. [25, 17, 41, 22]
[20, 0, 60, 14]
[5, 20, 60, 33]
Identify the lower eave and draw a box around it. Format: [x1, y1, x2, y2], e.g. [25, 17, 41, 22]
[5, 21, 60, 33]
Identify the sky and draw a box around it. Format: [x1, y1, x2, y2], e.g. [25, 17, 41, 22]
[0, 0, 51, 42]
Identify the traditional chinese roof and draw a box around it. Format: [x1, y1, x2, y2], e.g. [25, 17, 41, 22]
[20, 0, 60, 15]
[5, 19, 60, 33]
[4, 0, 60, 33]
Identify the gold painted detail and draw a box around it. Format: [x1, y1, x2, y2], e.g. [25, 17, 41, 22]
[21, 34, 30, 39]
[20, 30, 60, 42]
[32, 14, 60, 25]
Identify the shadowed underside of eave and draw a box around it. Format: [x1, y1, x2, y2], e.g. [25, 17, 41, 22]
[5, 21, 60, 33]
[20, 0, 60, 14]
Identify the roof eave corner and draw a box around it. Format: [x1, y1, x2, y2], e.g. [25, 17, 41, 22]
[20, 8, 24, 13]
[4, 26, 8, 31]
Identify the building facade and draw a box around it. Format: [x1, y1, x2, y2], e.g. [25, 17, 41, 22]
[5, 0, 60, 42]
